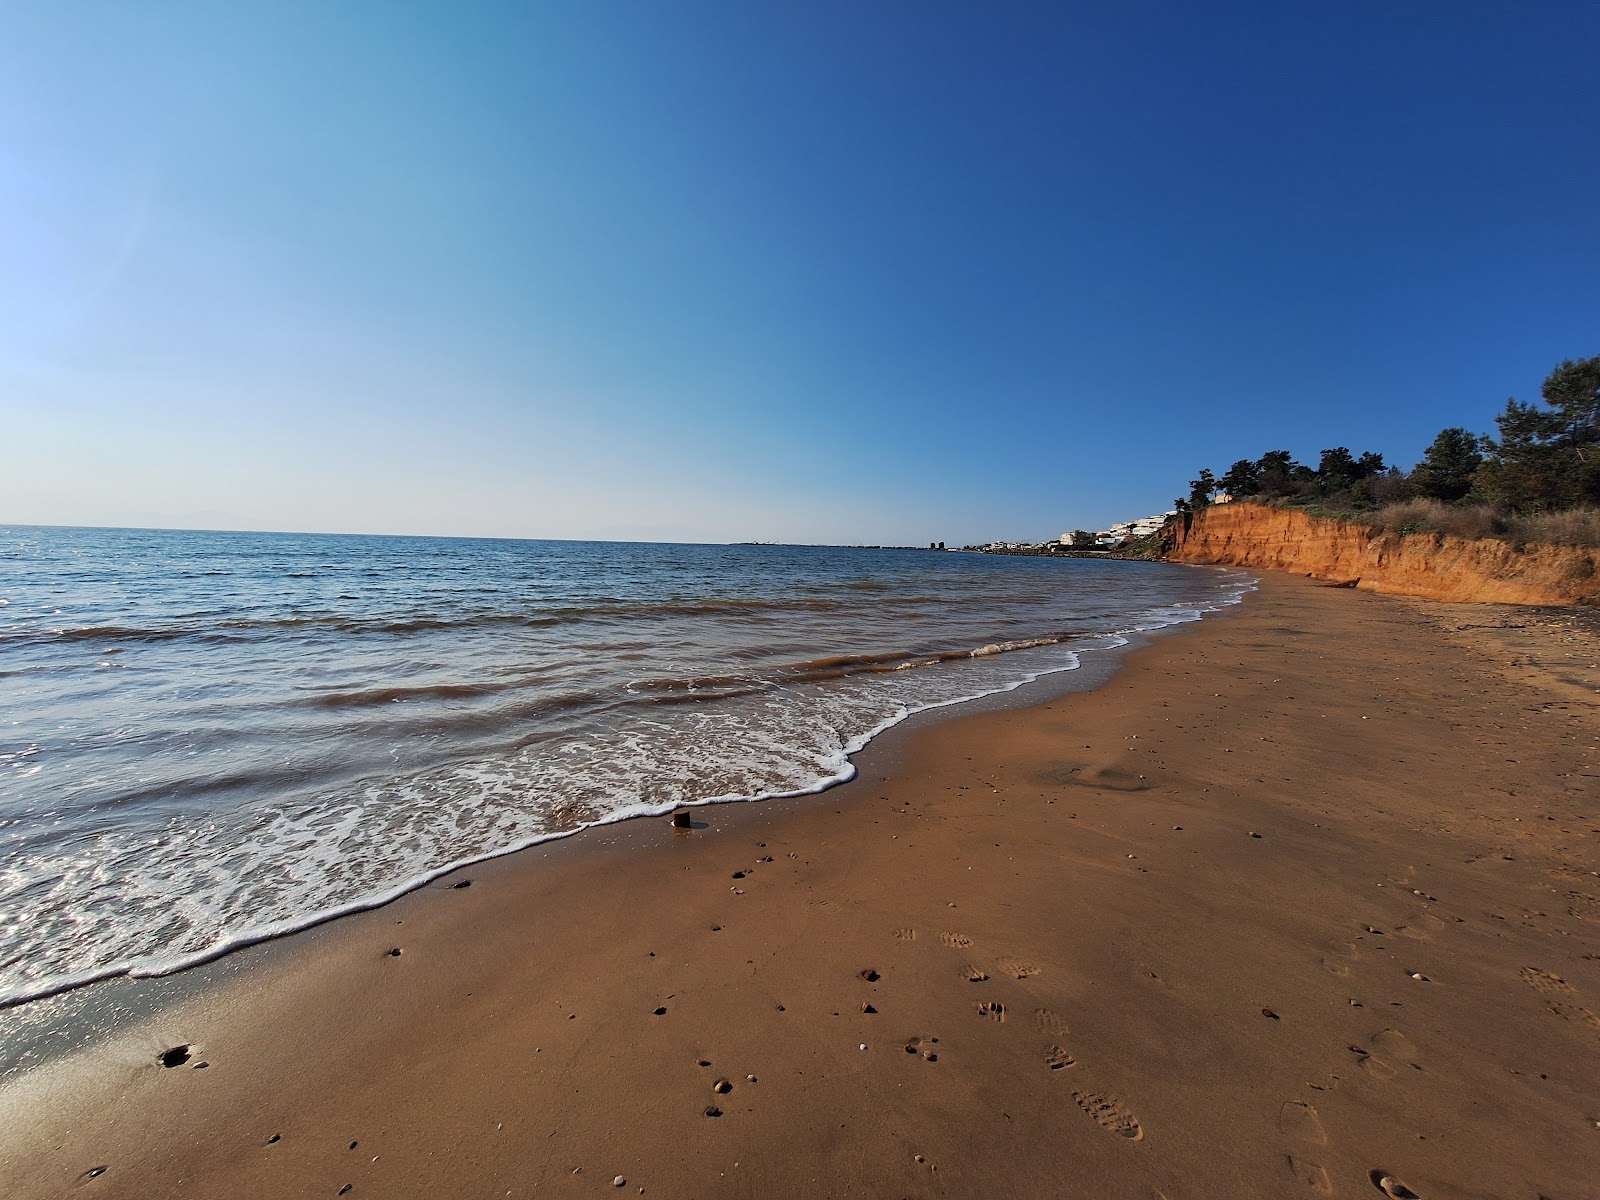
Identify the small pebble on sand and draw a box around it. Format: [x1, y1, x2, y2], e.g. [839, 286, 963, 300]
[613, 1177, 626, 1187]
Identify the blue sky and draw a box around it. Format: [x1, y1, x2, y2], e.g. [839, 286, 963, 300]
[2, 2, 1596, 544]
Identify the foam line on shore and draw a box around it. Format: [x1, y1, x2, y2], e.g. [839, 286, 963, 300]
[1, 570, 1254, 1011]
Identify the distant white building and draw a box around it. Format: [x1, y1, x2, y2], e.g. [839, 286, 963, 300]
[1095, 510, 1178, 546]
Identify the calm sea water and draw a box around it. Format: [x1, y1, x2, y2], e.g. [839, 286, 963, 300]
[0, 526, 1249, 1008]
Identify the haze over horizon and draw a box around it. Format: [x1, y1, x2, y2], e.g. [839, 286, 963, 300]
[3, 2, 1596, 545]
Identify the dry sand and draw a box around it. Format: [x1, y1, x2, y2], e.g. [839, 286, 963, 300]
[4, 573, 1598, 1199]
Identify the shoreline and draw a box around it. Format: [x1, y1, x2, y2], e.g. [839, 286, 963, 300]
[4, 573, 1597, 1198]
[0, 567, 1250, 1035]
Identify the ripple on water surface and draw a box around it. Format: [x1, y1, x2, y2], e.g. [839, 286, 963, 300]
[0, 527, 1251, 1006]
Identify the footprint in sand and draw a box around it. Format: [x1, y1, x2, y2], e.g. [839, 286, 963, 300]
[1035, 1008, 1069, 1035]
[903, 1037, 939, 1062]
[1278, 1100, 1331, 1190]
[1392, 913, 1448, 940]
[1036, 764, 1152, 792]
[1319, 940, 1363, 977]
[1520, 967, 1573, 996]
[1371, 1029, 1417, 1062]
[892, 928, 916, 942]
[998, 959, 1041, 980]
[1278, 1101, 1328, 1145]
[1350, 1029, 1419, 1079]
[1045, 1045, 1078, 1070]
[1284, 1156, 1333, 1193]
[976, 1001, 1006, 1022]
[1520, 967, 1600, 1027]
[1563, 890, 1600, 921]
[1348, 1045, 1394, 1081]
[1071, 1090, 1144, 1140]
[940, 932, 973, 949]
[965, 967, 990, 982]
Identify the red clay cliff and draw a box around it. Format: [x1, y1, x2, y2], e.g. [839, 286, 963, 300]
[1168, 501, 1600, 606]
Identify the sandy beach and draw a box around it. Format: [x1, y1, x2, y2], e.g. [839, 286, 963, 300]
[5, 571, 1597, 1199]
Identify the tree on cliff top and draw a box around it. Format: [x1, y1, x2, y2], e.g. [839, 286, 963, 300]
[1256, 450, 1313, 497]
[1316, 447, 1385, 495]
[1219, 459, 1262, 496]
[1410, 427, 1483, 502]
[1476, 355, 1600, 508]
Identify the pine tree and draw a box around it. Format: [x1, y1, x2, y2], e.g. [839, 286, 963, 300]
[1410, 428, 1483, 502]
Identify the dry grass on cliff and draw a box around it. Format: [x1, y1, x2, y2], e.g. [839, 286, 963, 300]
[1364, 499, 1600, 547]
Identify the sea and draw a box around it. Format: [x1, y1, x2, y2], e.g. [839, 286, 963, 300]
[0, 526, 1251, 1011]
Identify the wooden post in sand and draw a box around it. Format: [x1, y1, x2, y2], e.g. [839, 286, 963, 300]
[672, 809, 691, 829]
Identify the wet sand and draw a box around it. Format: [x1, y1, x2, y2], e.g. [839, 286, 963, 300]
[4, 572, 1598, 1199]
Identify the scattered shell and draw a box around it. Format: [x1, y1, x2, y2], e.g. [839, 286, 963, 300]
[1370, 1171, 1421, 1198]
[613, 1177, 626, 1188]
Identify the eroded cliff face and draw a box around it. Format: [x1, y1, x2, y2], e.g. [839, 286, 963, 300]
[1168, 503, 1600, 606]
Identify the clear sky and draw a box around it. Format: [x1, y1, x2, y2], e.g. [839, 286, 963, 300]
[2, 2, 1596, 544]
